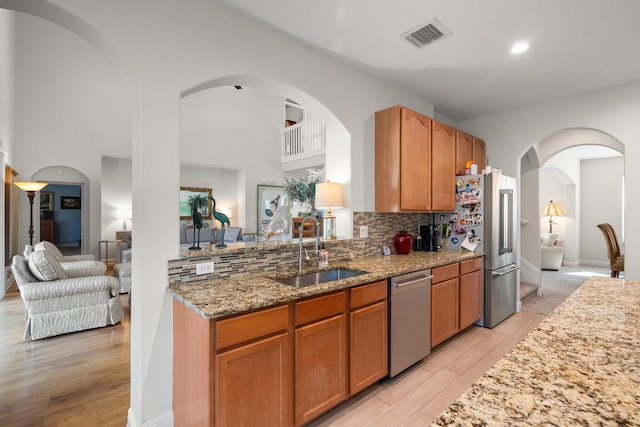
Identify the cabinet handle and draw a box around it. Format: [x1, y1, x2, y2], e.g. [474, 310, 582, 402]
[391, 274, 434, 288]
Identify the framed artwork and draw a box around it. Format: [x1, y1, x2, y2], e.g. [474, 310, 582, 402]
[40, 192, 53, 211]
[257, 185, 291, 237]
[60, 196, 81, 209]
[179, 187, 212, 220]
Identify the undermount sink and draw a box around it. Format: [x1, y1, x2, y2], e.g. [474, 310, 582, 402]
[277, 268, 365, 288]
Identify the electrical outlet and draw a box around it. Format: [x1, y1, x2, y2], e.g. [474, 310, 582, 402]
[360, 225, 369, 238]
[196, 262, 214, 275]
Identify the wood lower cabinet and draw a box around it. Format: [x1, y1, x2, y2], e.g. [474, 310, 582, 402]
[431, 258, 484, 348]
[216, 333, 290, 427]
[349, 280, 388, 394]
[173, 282, 390, 427]
[294, 292, 348, 425]
[431, 276, 460, 348]
[459, 257, 484, 330]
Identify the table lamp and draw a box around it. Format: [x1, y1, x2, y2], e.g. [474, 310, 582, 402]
[315, 181, 344, 240]
[541, 200, 563, 233]
[15, 181, 48, 245]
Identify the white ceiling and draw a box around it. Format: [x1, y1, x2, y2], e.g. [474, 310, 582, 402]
[222, 0, 640, 122]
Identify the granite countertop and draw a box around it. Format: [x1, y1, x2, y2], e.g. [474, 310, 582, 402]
[168, 250, 481, 319]
[434, 276, 640, 426]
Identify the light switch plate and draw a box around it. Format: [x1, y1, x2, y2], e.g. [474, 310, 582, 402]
[196, 262, 214, 275]
[360, 225, 369, 238]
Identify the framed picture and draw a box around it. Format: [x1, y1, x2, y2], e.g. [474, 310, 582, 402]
[179, 187, 213, 220]
[40, 192, 53, 211]
[257, 185, 291, 238]
[60, 196, 81, 209]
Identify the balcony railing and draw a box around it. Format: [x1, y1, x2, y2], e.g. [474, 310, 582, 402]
[281, 119, 326, 162]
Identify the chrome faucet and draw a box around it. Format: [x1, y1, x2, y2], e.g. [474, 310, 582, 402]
[298, 215, 320, 272]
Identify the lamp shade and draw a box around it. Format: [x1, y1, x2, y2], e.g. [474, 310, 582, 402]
[541, 200, 564, 217]
[15, 181, 48, 192]
[314, 182, 344, 210]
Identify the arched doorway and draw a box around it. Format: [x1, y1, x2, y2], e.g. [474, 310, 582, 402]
[32, 166, 90, 254]
[519, 128, 624, 296]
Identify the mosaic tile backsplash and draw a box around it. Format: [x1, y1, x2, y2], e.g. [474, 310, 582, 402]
[168, 211, 434, 285]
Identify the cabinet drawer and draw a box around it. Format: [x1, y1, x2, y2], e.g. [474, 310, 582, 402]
[460, 257, 483, 275]
[432, 263, 459, 284]
[216, 304, 289, 351]
[296, 291, 347, 326]
[350, 280, 388, 309]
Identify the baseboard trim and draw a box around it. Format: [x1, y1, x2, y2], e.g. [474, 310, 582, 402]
[127, 408, 173, 427]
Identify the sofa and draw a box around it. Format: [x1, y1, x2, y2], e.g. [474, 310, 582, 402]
[11, 253, 124, 340]
[179, 220, 243, 245]
[541, 233, 564, 270]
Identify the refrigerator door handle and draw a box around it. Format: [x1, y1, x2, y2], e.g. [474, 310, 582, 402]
[499, 189, 514, 254]
[491, 265, 522, 277]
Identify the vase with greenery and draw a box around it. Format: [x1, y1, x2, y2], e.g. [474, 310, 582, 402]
[284, 176, 319, 217]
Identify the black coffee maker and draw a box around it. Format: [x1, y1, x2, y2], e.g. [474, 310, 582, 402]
[413, 224, 439, 252]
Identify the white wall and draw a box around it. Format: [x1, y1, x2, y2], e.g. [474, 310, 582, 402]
[13, 12, 132, 256]
[460, 81, 639, 281]
[580, 157, 624, 265]
[101, 156, 133, 239]
[6, 1, 438, 425]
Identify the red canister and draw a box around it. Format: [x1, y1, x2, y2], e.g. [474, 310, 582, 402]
[393, 231, 413, 255]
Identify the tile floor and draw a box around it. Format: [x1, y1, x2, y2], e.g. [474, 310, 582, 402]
[308, 311, 545, 426]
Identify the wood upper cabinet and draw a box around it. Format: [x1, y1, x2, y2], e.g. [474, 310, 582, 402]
[459, 257, 483, 330]
[431, 120, 456, 211]
[472, 137, 486, 172]
[455, 130, 473, 175]
[294, 292, 348, 426]
[375, 105, 432, 212]
[456, 130, 486, 174]
[349, 281, 388, 395]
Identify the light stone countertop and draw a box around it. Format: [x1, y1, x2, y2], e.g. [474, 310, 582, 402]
[434, 276, 640, 426]
[168, 250, 481, 319]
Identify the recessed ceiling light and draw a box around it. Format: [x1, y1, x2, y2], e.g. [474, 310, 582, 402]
[511, 42, 529, 54]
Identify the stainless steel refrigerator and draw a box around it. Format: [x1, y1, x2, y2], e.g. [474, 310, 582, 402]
[435, 171, 519, 328]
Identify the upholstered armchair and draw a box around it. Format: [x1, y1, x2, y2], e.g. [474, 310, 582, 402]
[11, 253, 124, 340]
[115, 230, 132, 263]
[540, 233, 564, 270]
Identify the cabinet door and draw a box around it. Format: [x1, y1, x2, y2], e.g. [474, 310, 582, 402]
[472, 137, 486, 171]
[431, 120, 456, 211]
[459, 270, 483, 330]
[216, 333, 290, 427]
[431, 278, 460, 348]
[350, 301, 388, 394]
[400, 108, 432, 211]
[455, 130, 473, 175]
[295, 314, 348, 425]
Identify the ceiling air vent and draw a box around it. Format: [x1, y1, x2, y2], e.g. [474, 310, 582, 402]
[402, 19, 452, 48]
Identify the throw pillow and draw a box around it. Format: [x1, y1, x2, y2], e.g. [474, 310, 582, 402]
[34, 240, 64, 260]
[28, 249, 68, 281]
[23, 244, 34, 258]
[540, 233, 559, 247]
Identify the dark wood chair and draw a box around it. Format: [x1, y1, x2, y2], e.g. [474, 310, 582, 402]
[597, 223, 624, 278]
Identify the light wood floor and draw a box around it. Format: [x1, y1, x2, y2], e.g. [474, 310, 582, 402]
[0, 283, 130, 426]
[309, 310, 545, 426]
[0, 282, 544, 426]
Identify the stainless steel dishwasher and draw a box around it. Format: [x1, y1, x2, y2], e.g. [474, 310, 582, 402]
[389, 269, 433, 377]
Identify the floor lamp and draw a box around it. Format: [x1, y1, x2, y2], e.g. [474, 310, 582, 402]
[541, 200, 564, 233]
[15, 181, 48, 245]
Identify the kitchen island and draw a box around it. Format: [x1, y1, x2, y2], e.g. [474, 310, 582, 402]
[434, 276, 640, 426]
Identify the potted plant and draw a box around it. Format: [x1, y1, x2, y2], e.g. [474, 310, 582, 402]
[284, 176, 319, 217]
